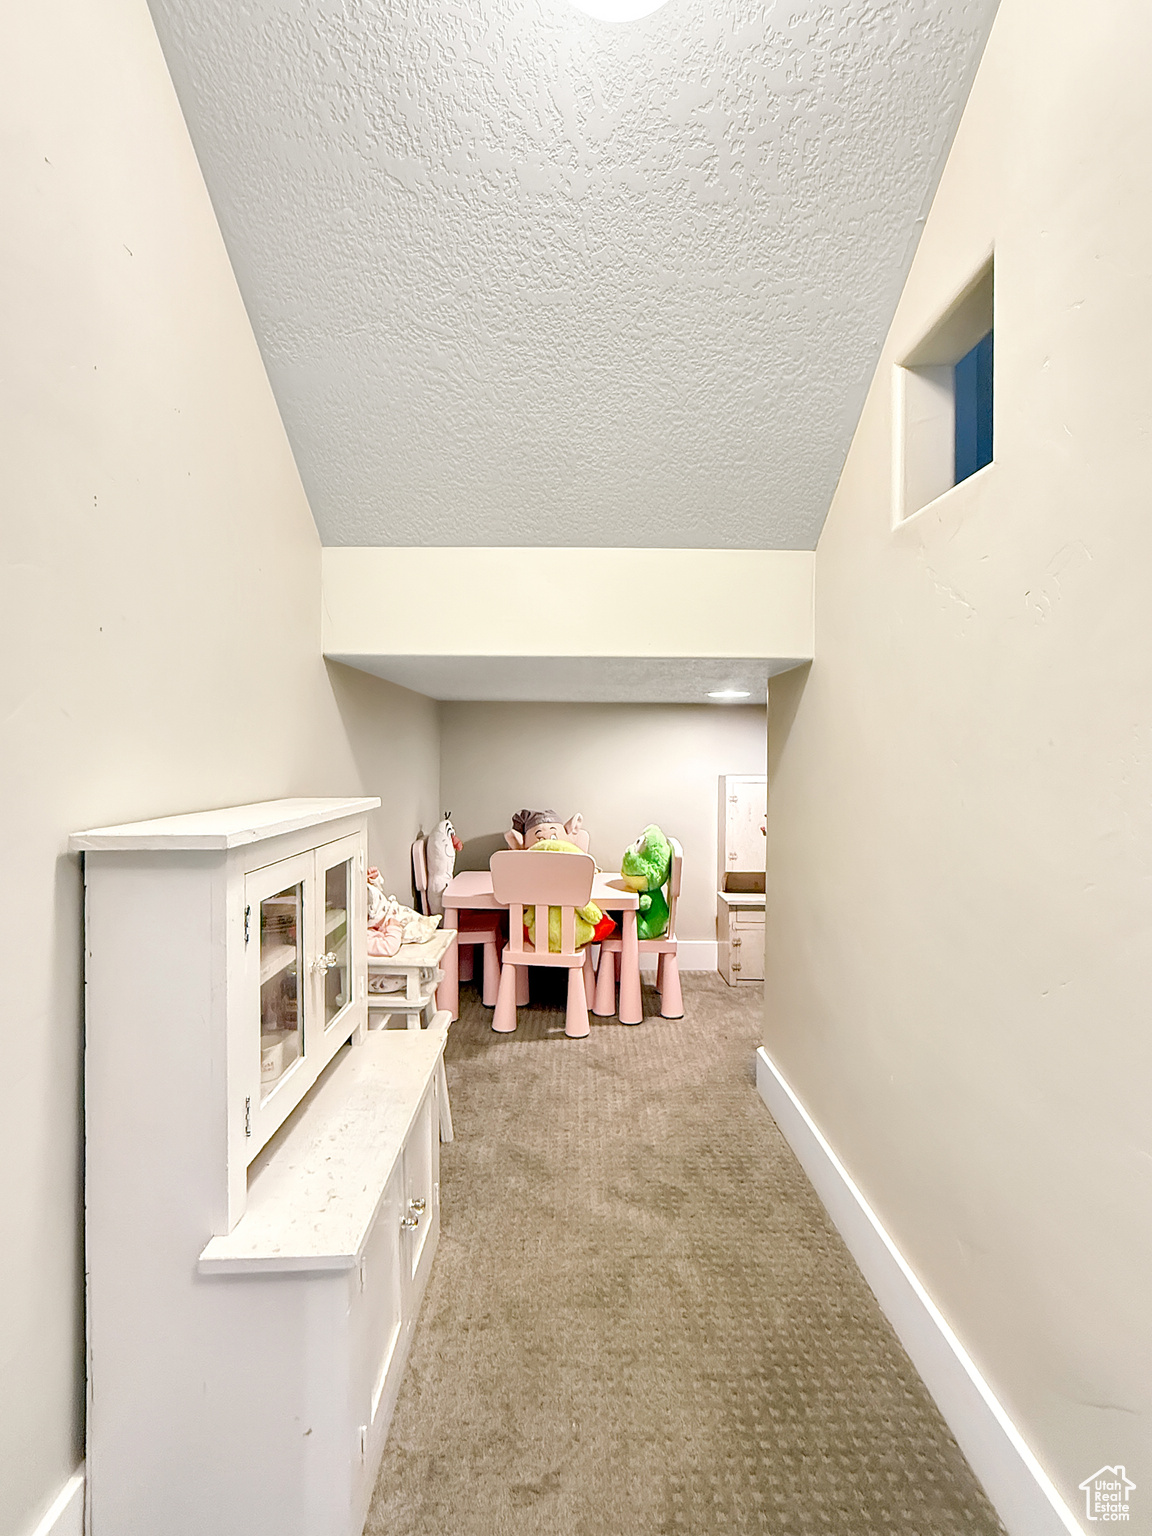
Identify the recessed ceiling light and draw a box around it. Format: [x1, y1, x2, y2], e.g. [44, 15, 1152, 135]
[568, 0, 671, 20]
[707, 689, 752, 700]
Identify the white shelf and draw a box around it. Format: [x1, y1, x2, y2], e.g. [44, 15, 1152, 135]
[69, 796, 380, 852]
[367, 928, 455, 969]
[258, 908, 343, 985]
[260, 942, 298, 986]
[366, 929, 453, 1012]
[198, 1027, 447, 1275]
[367, 986, 438, 1013]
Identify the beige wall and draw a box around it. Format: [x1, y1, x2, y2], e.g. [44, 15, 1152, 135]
[326, 661, 441, 901]
[323, 547, 814, 661]
[0, 5, 438, 1531]
[764, 0, 1152, 1513]
[440, 702, 766, 943]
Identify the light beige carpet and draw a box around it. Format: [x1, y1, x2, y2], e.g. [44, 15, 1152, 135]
[367, 973, 1006, 1536]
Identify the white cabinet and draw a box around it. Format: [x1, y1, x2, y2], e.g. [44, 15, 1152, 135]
[197, 1035, 444, 1536]
[718, 892, 766, 984]
[717, 774, 767, 889]
[717, 775, 766, 986]
[72, 799, 447, 1536]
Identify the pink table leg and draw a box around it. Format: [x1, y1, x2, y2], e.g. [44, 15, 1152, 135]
[593, 941, 617, 1016]
[618, 910, 642, 1025]
[441, 905, 460, 1021]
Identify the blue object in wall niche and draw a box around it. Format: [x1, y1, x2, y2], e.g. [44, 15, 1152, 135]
[954, 328, 994, 484]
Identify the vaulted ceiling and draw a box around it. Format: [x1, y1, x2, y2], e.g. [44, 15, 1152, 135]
[148, 0, 998, 550]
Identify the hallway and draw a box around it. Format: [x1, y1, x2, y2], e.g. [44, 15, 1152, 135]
[367, 977, 1005, 1535]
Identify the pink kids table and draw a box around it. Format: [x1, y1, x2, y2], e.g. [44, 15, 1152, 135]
[439, 870, 643, 1025]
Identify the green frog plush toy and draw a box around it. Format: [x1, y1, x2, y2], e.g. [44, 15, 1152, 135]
[620, 825, 673, 940]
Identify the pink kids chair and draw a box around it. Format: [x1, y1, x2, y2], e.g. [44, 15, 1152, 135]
[596, 837, 684, 1019]
[489, 849, 598, 1038]
[413, 836, 503, 1007]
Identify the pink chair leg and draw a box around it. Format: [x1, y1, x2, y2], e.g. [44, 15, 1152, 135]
[566, 966, 590, 1038]
[441, 909, 460, 1021]
[593, 946, 617, 1016]
[583, 946, 596, 1006]
[516, 966, 530, 1006]
[492, 960, 519, 1033]
[481, 941, 500, 1007]
[656, 952, 666, 994]
[618, 912, 642, 1025]
[459, 944, 474, 983]
[660, 953, 683, 1018]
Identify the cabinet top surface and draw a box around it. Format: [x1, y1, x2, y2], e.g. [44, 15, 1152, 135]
[199, 1027, 445, 1274]
[69, 796, 380, 851]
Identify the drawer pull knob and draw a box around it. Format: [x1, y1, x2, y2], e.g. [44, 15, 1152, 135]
[400, 1214, 419, 1230]
[409, 1198, 426, 1213]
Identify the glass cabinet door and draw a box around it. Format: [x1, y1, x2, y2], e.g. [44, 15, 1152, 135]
[316, 834, 360, 1044]
[322, 857, 350, 1029]
[243, 838, 364, 1166]
[244, 848, 315, 1158]
[259, 882, 304, 1099]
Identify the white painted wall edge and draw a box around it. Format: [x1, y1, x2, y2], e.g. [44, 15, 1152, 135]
[636, 940, 716, 973]
[22, 1467, 84, 1536]
[322, 548, 814, 661]
[754, 1047, 1084, 1536]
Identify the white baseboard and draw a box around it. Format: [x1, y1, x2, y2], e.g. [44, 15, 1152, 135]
[24, 1468, 84, 1536]
[638, 940, 717, 973]
[754, 1047, 1083, 1536]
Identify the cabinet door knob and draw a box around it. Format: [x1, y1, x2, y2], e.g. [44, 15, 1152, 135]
[311, 951, 338, 974]
[408, 1198, 426, 1213]
[400, 1214, 419, 1230]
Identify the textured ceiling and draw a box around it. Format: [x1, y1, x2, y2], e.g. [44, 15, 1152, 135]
[148, 0, 998, 549]
[328, 653, 791, 701]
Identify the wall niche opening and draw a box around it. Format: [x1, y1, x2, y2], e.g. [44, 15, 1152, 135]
[893, 256, 994, 523]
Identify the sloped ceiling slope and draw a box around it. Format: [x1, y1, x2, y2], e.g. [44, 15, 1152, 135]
[148, 0, 997, 549]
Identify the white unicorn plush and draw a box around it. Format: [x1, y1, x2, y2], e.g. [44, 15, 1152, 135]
[425, 812, 462, 916]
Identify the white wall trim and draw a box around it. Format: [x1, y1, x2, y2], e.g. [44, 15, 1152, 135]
[754, 1047, 1083, 1536]
[23, 1467, 84, 1536]
[638, 940, 716, 974]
